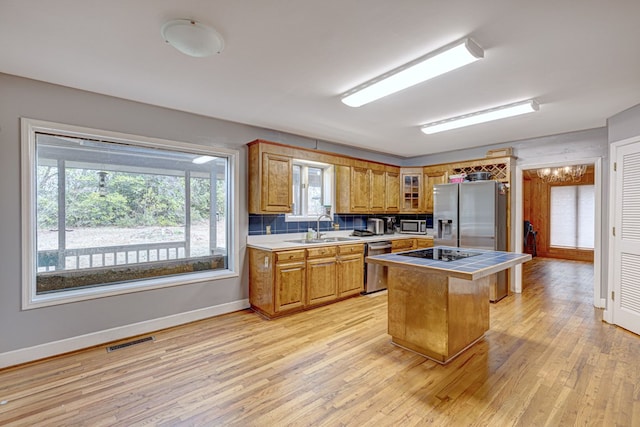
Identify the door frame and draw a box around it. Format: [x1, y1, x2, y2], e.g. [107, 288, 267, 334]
[604, 135, 640, 324]
[514, 157, 603, 308]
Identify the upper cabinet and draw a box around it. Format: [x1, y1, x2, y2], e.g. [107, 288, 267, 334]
[335, 165, 399, 214]
[400, 168, 424, 213]
[384, 167, 400, 213]
[423, 166, 449, 213]
[248, 142, 292, 214]
[247, 140, 514, 221]
[350, 166, 371, 212]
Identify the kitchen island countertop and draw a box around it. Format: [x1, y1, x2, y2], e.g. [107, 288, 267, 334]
[366, 246, 531, 281]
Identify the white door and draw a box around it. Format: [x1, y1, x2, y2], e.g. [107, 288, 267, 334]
[612, 138, 640, 335]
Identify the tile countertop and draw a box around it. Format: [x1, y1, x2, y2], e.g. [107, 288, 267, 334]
[366, 246, 532, 281]
[246, 230, 433, 251]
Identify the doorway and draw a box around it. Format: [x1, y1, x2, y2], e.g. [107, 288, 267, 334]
[514, 158, 603, 308]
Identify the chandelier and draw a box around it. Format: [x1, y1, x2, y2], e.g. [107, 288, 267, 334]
[536, 165, 587, 183]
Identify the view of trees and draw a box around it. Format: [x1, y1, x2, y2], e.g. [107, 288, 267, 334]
[37, 166, 223, 229]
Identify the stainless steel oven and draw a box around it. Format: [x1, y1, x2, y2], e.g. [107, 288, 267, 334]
[363, 241, 392, 294]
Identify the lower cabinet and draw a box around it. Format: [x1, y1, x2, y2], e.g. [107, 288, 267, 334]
[391, 238, 417, 253]
[306, 246, 338, 306]
[275, 260, 306, 312]
[337, 253, 364, 297]
[415, 238, 434, 249]
[249, 243, 365, 319]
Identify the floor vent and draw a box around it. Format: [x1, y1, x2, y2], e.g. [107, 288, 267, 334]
[106, 336, 155, 352]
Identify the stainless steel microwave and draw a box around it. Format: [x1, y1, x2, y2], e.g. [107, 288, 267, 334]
[399, 219, 426, 234]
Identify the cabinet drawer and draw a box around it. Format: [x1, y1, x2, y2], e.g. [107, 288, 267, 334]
[306, 246, 337, 259]
[392, 239, 416, 251]
[275, 250, 306, 263]
[337, 243, 364, 255]
[415, 238, 434, 248]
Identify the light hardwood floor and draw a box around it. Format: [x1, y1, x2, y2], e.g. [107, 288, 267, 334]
[1, 258, 639, 426]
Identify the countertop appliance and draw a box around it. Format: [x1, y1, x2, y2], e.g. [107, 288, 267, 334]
[364, 240, 392, 293]
[399, 219, 426, 234]
[381, 216, 396, 234]
[434, 181, 507, 301]
[351, 228, 375, 237]
[366, 218, 384, 235]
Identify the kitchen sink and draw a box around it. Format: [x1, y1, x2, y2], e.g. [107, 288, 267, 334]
[285, 237, 359, 244]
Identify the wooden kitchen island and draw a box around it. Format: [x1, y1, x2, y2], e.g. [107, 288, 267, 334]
[367, 246, 531, 364]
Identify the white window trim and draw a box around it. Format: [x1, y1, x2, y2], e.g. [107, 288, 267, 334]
[286, 161, 334, 222]
[20, 118, 240, 310]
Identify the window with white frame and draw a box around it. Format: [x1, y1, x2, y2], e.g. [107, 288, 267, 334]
[21, 118, 238, 309]
[550, 184, 595, 249]
[287, 160, 334, 221]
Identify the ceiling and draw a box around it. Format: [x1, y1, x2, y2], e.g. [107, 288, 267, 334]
[2, 1, 640, 157]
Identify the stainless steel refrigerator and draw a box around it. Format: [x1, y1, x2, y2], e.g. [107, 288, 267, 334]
[433, 181, 508, 301]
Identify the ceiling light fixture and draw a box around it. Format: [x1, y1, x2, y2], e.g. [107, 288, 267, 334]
[161, 19, 225, 58]
[341, 38, 484, 108]
[420, 99, 539, 134]
[536, 165, 587, 183]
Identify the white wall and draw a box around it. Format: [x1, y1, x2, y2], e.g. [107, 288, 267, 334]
[0, 73, 402, 365]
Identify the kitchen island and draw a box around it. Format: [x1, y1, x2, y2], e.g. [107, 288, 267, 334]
[366, 246, 531, 364]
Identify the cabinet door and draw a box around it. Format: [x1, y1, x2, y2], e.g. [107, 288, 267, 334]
[350, 167, 371, 212]
[385, 171, 400, 213]
[275, 261, 305, 313]
[306, 257, 338, 306]
[337, 253, 364, 297]
[261, 153, 292, 212]
[370, 169, 386, 212]
[400, 170, 423, 212]
[424, 168, 448, 213]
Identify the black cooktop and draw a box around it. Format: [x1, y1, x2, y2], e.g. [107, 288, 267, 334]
[399, 248, 482, 262]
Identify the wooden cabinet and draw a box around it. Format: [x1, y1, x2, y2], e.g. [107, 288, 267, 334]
[384, 168, 400, 213]
[415, 238, 434, 249]
[306, 246, 338, 306]
[249, 244, 364, 319]
[423, 166, 449, 213]
[336, 165, 396, 214]
[370, 169, 386, 211]
[392, 238, 417, 253]
[337, 244, 365, 297]
[350, 166, 371, 212]
[275, 260, 306, 313]
[248, 143, 292, 214]
[400, 168, 424, 212]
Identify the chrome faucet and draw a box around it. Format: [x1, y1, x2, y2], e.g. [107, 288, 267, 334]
[316, 214, 332, 239]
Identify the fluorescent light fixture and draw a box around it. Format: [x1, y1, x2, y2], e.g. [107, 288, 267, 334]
[192, 155, 217, 164]
[161, 19, 225, 57]
[420, 99, 539, 134]
[341, 38, 484, 107]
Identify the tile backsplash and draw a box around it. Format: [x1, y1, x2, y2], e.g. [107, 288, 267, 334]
[249, 213, 433, 235]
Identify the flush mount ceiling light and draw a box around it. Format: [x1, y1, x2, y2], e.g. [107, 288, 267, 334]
[161, 19, 224, 57]
[341, 38, 484, 108]
[420, 99, 539, 134]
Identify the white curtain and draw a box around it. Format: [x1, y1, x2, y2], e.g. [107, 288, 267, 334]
[550, 185, 595, 249]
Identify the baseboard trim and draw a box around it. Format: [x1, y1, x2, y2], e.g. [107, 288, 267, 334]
[0, 299, 250, 369]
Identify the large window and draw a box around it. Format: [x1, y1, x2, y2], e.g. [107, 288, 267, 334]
[21, 118, 238, 309]
[550, 185, 595, 249]
[287, 160, 333, 221]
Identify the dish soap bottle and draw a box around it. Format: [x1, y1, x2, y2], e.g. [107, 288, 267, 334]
[307, 228, 314, 240]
